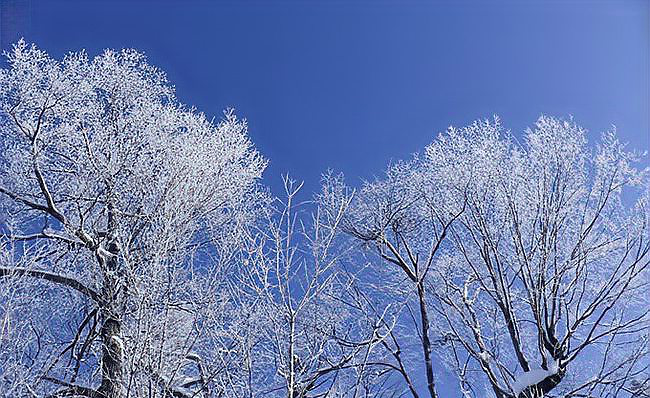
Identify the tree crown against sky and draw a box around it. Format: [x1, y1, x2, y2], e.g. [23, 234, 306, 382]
[0, 41, 266, 398]
[0, 40, 648, 398]
[319, 115, 649, 397]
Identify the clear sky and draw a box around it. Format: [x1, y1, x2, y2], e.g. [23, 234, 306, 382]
[0, 1, 648, 395]
[1, 0, 648, 196]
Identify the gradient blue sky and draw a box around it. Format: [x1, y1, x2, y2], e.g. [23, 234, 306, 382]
[0, 1, 648, 395]
[1, 0, 648, 196]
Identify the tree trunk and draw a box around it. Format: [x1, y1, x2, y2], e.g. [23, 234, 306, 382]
[97, 228, 124, 398]
[98, 310, 123, 398]
[417, 281, 438, 398]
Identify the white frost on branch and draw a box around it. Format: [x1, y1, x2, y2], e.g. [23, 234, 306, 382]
[511, 360, 560, 397]
[110, 335, 124, 353]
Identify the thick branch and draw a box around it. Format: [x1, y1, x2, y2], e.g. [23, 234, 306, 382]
[0, 267, 103, 304]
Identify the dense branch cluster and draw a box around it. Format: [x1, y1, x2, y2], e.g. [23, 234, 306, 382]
[0, 42, 648, 398]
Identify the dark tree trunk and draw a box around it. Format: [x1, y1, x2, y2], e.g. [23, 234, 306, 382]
[417, 281, 438, 398]
[98, 311, 123, 398]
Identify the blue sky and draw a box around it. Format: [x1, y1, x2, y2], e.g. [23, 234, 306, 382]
[0, 1, 648, 395]
[1, 0, 647, 196]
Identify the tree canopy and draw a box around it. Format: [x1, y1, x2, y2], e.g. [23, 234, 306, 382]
[0, 42, 648, 398]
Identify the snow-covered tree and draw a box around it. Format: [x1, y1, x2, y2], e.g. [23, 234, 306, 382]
[234, 176, 388, 398]
[0, 41, 266, 397]
[430, 117, 650, 398]
[2, 40, 647, 398]
[321, 116, 649, 398]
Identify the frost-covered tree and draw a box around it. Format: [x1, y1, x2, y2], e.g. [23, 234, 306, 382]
[321, 116, 649, 398]
[429, 117, 650, 398]
[0, 41, 266, 397]
[318, 161, 463, 397]
[234, 176, 388, 398]
[1, 40, 648, 398]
